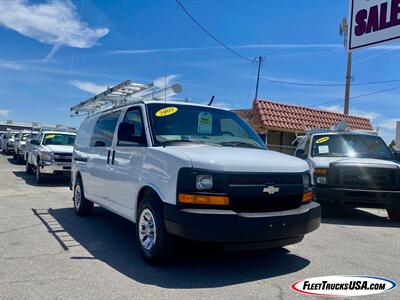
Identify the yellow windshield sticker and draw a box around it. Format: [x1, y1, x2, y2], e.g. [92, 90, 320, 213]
[316, 136, 329, 144]
[155, 107, 178, 117]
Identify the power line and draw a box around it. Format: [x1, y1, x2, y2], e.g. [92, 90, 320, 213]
[313, 86, 400, 107]
[175, 0, 253, 63]
[261, 77, 400, 87]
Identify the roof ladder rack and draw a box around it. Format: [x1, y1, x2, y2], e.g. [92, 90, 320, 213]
[70, 79, 183, 116]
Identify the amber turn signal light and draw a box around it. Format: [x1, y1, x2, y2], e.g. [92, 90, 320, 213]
[314, 168, 328, 175]
[302, 191, 313, 203]
[178, 193, 229, 205]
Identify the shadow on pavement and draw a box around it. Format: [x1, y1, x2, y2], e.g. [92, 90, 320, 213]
[321, 205, 399, 228]
[7, 157, 22, 165]
[12, 171, 70, 187]
[36, 206, 310, 289]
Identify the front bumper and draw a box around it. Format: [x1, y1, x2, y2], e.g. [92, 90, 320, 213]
[314, 186, 400, 208]
[39, 160, 71, 176]
[164, 201, 320, 247]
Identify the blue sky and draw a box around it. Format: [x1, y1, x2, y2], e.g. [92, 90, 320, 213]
[0, 0, 399, 142]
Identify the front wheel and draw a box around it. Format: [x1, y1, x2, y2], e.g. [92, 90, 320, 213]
[136, 195, 179, 265]
[26, 159, 34, 174]
[387, 208, 400, 222]
[35, 163, 44, 184]
[74, 178, 93, 216]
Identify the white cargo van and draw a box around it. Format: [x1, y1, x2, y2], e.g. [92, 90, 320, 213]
[71, 81, 320, 264]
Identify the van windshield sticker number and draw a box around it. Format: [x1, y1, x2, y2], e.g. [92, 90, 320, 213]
[316, 136, 329, 144]
[155, 107, 178, 117]
[198, 112, 213, 134]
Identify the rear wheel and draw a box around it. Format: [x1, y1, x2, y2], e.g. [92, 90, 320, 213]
[74, 177, 93, 216]
[136, 195, 178, 265]
[387, 208, 400, 222]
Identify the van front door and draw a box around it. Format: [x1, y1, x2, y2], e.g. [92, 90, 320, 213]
[107, 106, 148, 220]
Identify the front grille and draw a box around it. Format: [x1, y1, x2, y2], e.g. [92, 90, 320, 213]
[53, 152, 72, 164]
[231, 194, 303, 213]
[330, 167, 396, 190]
[229, 174, 302, 186]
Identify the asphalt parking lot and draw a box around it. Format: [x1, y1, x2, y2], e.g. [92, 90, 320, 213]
[0, 154, 399, 300]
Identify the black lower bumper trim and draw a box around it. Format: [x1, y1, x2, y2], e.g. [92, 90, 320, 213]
[164, 201, 320, 244]
[315, 186, 400, 208]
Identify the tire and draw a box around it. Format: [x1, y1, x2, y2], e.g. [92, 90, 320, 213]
[387, 208, 400, 222]
[26, 159, 34, 174]
[35, 161, 44, 184]
[136, 195, 179, 265]
[74, 177, 94, 216]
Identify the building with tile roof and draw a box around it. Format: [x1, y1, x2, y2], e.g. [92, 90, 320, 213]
[234, 99, 373, 154]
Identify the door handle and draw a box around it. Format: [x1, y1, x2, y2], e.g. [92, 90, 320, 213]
[111, 150, 116, 165]
[107, 150, 111, 164]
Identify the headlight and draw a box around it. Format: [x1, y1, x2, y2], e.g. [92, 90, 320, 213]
[196, 174, 213, 190]
[303, 174, 311, 189]
[40, 152, 52, 160]
[314, 168, 328, 185]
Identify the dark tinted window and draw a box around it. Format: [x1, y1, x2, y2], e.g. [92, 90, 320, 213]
[90, 111, 121, 147]
[117, 107, 145, 146]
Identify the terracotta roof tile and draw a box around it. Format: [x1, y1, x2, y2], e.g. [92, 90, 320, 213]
[252, 99, 373, 131]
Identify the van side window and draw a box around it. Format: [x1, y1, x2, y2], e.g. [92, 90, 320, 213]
[90, 111, 121, 147]
[117, 107, 145, 146]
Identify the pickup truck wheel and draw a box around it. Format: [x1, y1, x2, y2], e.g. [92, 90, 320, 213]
[35, 164, 44, 184]
[74, 178, 93, 216]
[26, 160, 34, 174]
[136, 195, 179, 265]
[386, 208, 400, 222]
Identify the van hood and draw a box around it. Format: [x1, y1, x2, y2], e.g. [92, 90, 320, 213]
[310, 157, 400, 168]
[43, 145, 73, 153]
[165, 145, 309, 173]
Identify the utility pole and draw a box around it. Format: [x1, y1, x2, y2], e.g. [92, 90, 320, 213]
[340, 17, 352, 115]
[254, 56, 264, 100]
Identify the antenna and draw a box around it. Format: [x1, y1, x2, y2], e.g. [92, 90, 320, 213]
[208, 95, 215, 106]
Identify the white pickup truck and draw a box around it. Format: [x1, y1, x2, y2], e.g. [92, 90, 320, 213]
[26, 129, 76, 183]
[294, 125, 400, 221]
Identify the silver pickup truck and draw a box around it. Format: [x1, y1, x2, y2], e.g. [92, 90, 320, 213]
[26, 129, 76, 183]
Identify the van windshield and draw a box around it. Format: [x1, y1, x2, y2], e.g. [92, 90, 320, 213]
[311, 134, 393, 159]
[147, 104, 265, 149]
[21, 133, 30, 141]
[43, 133, 76, 146]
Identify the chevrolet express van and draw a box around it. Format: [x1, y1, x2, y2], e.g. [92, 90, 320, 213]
[72, 100, 321, 264]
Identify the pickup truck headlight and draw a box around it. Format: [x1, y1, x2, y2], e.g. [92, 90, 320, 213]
[314, 168, 328, 184]
[196, 174, 213, 190]
[40, 152, 53, 161]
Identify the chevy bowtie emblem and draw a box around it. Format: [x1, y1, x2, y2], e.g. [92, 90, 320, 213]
[263, 186, 280, 195]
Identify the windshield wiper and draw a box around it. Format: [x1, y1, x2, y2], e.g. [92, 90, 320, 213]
[161, 139, 220, 146]
[218, 141, 261, 149]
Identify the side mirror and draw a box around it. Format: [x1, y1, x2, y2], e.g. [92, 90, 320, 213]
[295, 149, 307, 159]
[30, 139, 39, 145]
[117, 122, 145, 144]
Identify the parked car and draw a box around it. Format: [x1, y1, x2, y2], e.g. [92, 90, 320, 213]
[26, 129, 76, 183]
[294, 122, 400, 221]
[71, 100, 321, 264]
[0, 131, 6, 152]
[13, 130, 31, 163]
[1, 130, 19, 155]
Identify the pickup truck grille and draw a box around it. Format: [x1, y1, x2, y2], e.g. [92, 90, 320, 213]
[53, 152, 72, 163]
[329, 167, 397, 190]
